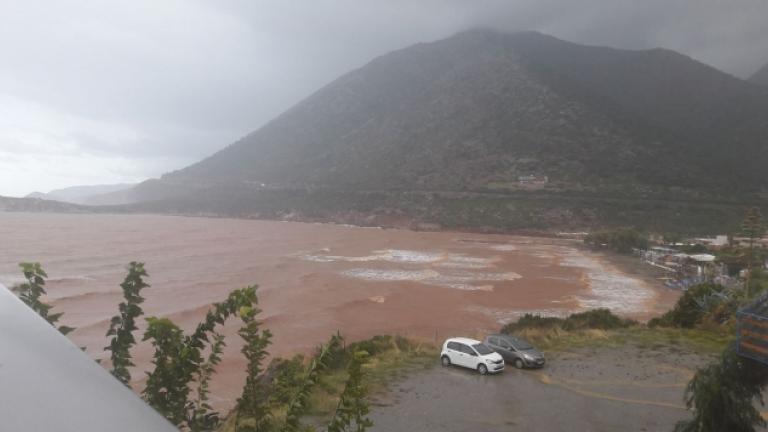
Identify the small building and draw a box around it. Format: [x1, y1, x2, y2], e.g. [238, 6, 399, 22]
[733, 236, 768, 248]
[517, 175, 548, 187]
[694, 235, 729, 248]
[639, 248, 725, 289]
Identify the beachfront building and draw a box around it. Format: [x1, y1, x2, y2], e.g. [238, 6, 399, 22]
[638, 247, 727, 289]
[694, 235, 729, 249]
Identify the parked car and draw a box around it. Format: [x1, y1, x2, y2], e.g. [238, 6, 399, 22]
[440, 337, 504, 375]
[484, 334, 546, 369]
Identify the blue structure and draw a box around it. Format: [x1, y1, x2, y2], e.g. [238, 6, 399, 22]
[736, 292, 768, 366]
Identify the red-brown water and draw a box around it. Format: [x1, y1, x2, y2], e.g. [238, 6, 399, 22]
[0, 212, 678, 410]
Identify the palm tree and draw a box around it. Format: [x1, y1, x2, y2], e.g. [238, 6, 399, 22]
[740, 207, 765, 296]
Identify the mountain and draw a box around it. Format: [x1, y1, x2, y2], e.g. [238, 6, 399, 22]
[27, 183, 136, 205]
[0, 196, 91, 213]
[750, 62, 768, 86]
[131, 30, 768, 233]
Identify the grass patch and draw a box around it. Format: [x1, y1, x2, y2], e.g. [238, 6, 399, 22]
[502, 309, 636, 334]
[519, 326, 732, 355]
[502, 307, 733, 356]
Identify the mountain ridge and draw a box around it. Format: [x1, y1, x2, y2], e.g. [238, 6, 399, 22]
[750, 61, 768, 86]
[129, 30, 768, 232]
[27, 183, 136, 205]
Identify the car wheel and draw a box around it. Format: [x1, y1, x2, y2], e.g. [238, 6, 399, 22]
[478, 364, 488, 375]
[513, 358, 524, 369]
[441, 355, 451, 367]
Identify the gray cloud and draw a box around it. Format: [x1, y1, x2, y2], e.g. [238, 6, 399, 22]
[1, 0, 767, 196]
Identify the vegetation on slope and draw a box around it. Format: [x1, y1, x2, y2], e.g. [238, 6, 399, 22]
[118, 30, 768, 234]
[502, 308, 636, 334]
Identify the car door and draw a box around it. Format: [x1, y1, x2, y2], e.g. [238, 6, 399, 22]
[487, 337, 504, 356]
[458, 343, 478, 368]
[446, 342, 464, 366]
[497, 339, 518, 363]
[486, 336, 499, 349]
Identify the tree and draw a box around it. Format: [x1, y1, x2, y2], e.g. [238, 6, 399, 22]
[280, 334, 344, 432]
[187, 333, 227, 432]
[14, 258, 376, 431]
[105, 261, 150, 385]
[16, 262, 74, 335]
[741, 207, 765, 296]
[676, 347, 768, 432]
[142, 317, 188, 425]
[327, 350, 373, 432]
[142, 286, 260, 428]
[648, 283, 731, 329]
[234, 303, 274, 432]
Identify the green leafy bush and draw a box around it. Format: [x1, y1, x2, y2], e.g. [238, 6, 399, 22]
[561, 309, 636, 330]
[676, 347, 768, 432]
[501, 314, 563, 333]
[649, 283, 733, 329]
[105, 261, 149, 385]
[15, 262, 74, 335]
[501, 309, 635, 334]
[326, 351, 373, 432]
[268, 355, 307, 406]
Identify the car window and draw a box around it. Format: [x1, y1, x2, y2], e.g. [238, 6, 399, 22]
[459, 344, 477, 356]
[488, 336, 498, 346]
[447, 341, 460, 351]
[499, 340, 512, 349]
[511, 339, 534, 350]
[473, 343, 494, 355]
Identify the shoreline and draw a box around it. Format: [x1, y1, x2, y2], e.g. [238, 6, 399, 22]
[585, 247, 681, 320]
[0, 212, 681, 411]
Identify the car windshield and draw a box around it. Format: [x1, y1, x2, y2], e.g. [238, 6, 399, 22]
[473, 343, 494, 355]
[511, 338, 534, 350]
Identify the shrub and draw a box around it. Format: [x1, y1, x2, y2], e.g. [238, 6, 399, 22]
[501, 314, 563, 334]
[650, 283, 732, 329]
[561, 309, 636, 331]
[326, 351, 373, 432]
[676, 346, 768, 432]
[105, 261, 150, 385]
[501, 309, 634, 334]
[268, 355, 307, 405]
[15, 262, 74, 335]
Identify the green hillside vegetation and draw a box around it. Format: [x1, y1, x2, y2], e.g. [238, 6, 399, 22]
[115, 187, 763, 235]
[584, 228, 649, 253]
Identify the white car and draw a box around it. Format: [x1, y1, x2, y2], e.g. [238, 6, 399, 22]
[440, 337, 505, 374]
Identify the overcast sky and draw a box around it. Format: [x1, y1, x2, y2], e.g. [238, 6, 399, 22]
[1, 0, 767, 197]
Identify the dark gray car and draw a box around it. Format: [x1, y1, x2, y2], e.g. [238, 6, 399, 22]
[484, 334, 545, 369]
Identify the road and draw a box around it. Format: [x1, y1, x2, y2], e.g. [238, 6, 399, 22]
[369, 346, 709, 431]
